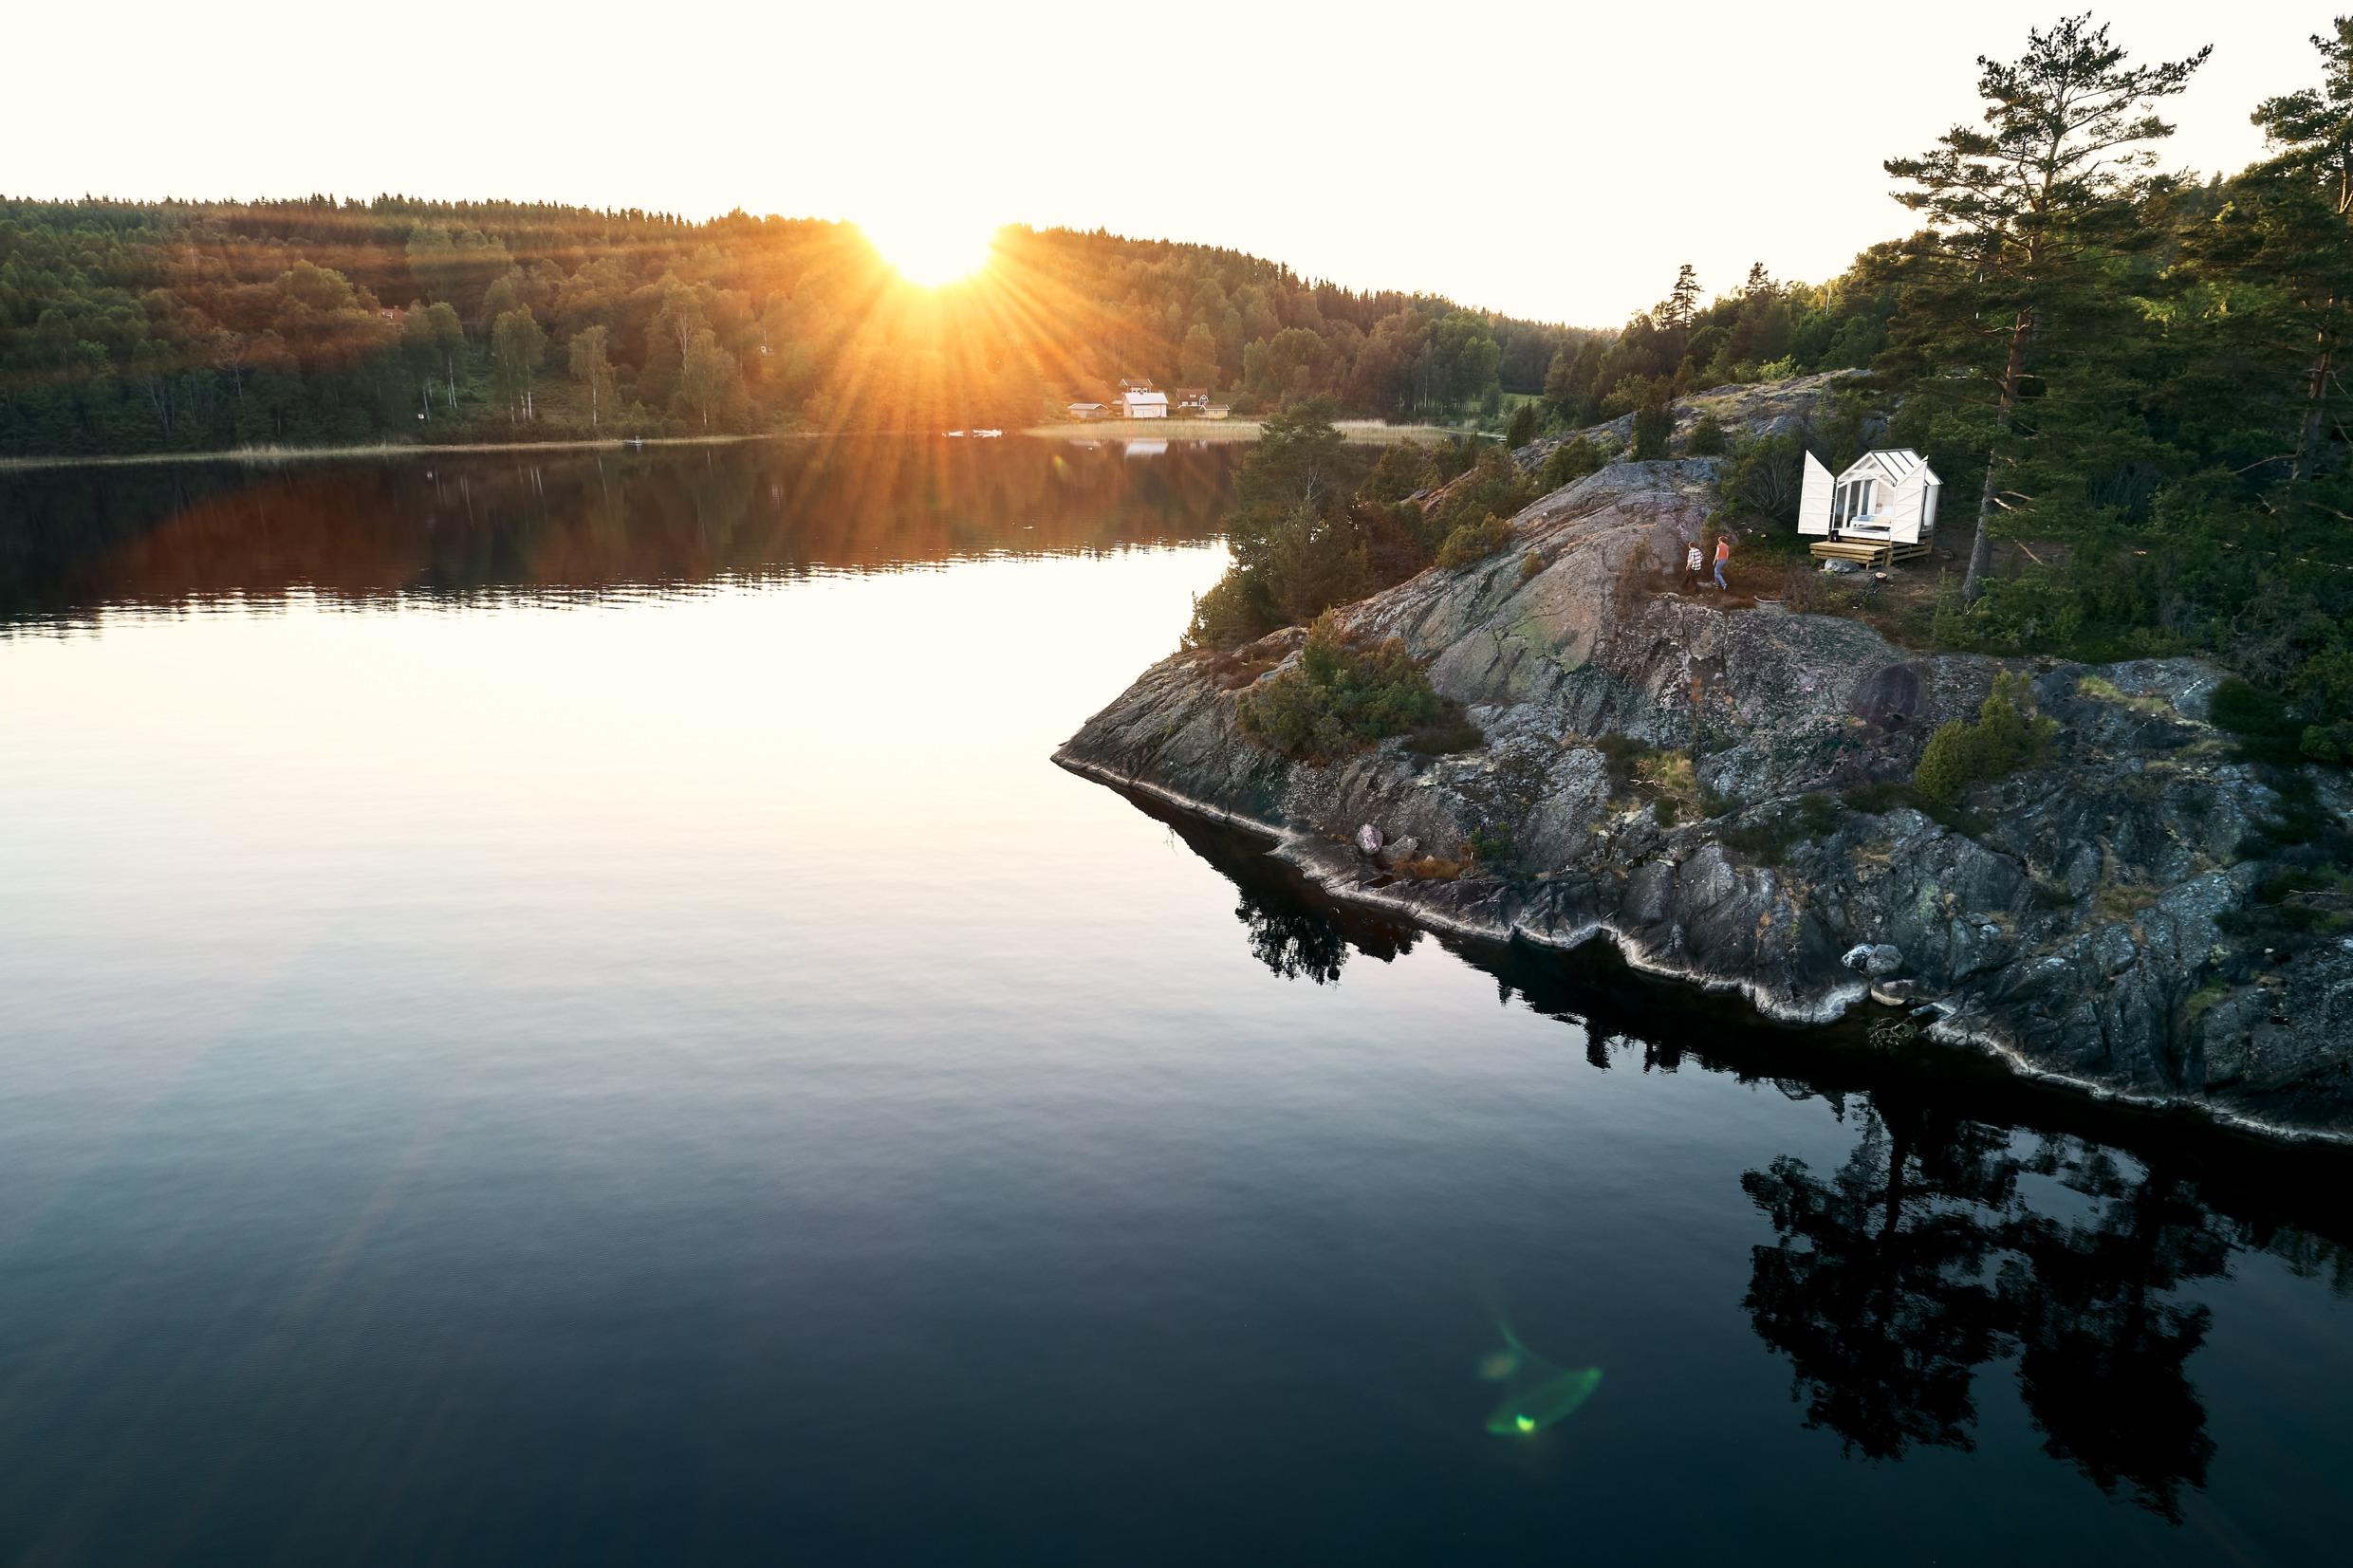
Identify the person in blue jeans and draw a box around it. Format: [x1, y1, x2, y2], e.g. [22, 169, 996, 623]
[1713, 531, 1733, 591]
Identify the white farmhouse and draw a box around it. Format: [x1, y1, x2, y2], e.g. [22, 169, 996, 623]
[1121, 389, 1169, 419]
[1799, 448, 1940, 564]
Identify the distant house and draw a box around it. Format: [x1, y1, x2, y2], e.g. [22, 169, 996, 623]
[1066, 401, 1110, 421]
[1799, 448, 1941, 563]
[1121, 389, 1169, 419]
[1174, 387, 1210, 415]
[1204, 403, 1231, 421]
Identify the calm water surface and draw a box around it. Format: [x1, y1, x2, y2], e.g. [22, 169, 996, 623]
[2, 440, 2348, 1565]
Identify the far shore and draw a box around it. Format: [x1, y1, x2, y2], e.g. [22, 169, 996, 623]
[0, 418, 1488, 473]
[0, 432, 770, 474]
[1022, 417, 1475, 445]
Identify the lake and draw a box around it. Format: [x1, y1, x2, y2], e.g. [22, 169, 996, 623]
[2, 438, 2348, 1565]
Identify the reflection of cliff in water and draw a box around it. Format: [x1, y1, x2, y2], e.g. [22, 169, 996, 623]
[1140, 795, 2353, 1525]
[0, 437, 1240, 624]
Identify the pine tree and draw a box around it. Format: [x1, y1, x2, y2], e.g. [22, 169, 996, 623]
[2233, 20, 2353, 481]
[1884, 14, 2208, 601]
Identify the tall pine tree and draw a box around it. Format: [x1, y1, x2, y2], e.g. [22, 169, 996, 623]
[1884, 14, 2208, 600]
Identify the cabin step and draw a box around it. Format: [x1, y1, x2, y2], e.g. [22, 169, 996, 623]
[1809, 538, 1933, 567]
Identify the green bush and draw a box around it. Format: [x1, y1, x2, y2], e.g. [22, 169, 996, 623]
[1911, 672, 2057, 803]
[1361, 441, 1434, 504]
[1465, 823, 1515, 867]
[1436, 513, 1515, 569]
[1686, 413, 1728, 455]
[1506, 401, 1540, 448]
[2212, 677, 2293, 738]
[1237, 613, 1444, 762]
[1716, 433, 1805, 526]
[1539, 436, 1606, 489]
[1184, 568, 1275, 651]
[1631, 396, 1673, 461]
[1518, 550, 1547, 583]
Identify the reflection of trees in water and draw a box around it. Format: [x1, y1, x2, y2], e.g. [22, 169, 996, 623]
[1235, 888, 1349, 985]
[1998, 1142, 2228, 1520]
[0, 437, 1242, 621]
[1135, 786, 2353, 1521]
[1742, 1106, 2012, 1460]
[1739, 1105, 2265, 1520]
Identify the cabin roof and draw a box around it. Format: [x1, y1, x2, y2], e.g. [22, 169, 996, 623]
[1838, 448, 1937, 486]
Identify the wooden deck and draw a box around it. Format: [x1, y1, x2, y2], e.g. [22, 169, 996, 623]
[1810, 536, 1932, 568]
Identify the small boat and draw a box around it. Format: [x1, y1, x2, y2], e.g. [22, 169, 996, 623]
[944, 429, 968, 438]
[973, 428, 1003, 439]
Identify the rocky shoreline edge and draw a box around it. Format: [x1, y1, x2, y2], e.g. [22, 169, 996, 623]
[1053, 747, 2350, 1150]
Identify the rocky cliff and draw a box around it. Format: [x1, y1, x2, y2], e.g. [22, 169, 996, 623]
[1057, 384, 2353, 1139]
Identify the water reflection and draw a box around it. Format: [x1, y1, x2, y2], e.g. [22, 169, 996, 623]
[0, 436, 1239, 625]
[1143, 794, 2353, 1524]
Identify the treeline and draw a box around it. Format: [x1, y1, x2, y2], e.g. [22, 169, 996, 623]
[0, 195, 1595, 457]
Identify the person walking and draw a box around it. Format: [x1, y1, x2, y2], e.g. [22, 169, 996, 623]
[1681, 540, 1703, 594]
[1713, 531, 1734, 593]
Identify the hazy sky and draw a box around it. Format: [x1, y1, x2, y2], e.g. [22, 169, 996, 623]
[8, 2, 2324, 323]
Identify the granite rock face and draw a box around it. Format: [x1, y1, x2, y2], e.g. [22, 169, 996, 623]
[1057, 391, 2353, 1139]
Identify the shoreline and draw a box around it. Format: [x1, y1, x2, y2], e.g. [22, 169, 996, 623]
[1052, 747, 2353, 1152]
[0, 432, 773, 474]
[2, 419, 1485, 472]
[1021, 418, 1473, 445]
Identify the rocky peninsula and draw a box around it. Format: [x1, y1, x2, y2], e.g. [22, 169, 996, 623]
[1058, 380, 2353, 1140]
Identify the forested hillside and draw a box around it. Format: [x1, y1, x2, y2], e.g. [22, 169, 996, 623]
[0, 200, 1623, 456]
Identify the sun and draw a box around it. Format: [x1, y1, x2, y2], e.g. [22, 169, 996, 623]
[862, 214, 996, 288]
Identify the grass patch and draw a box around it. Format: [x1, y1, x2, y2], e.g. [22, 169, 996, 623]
[2076, 673, 2173, 715]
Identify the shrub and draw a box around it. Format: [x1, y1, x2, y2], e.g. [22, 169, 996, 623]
[1436, 513, 1515, 570]
[1630, 384, 1673, 460]
[1237, 613, 1444, 762]
[1842, 781, 1909, 815]
[1361, 441, 1434, 504]
[1686, 413, 1728, 456]
[1406, 706, 1485, 754]
[1719, 794, 1840, 866]
[1519, 550, 1547, 583]
[2212, 677, 2292, 738]
[1184, 567, 1275, 651]
[1506, 401, 1540, 448]
[1716, 432, 1805, 525]
[1466, 823, 1515, 867]
[1539, 436, 1606, 489]
[1912, 672, 2057, 803]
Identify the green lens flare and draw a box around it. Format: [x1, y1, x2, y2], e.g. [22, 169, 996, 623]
[1481, 1326, 1603, 1435]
